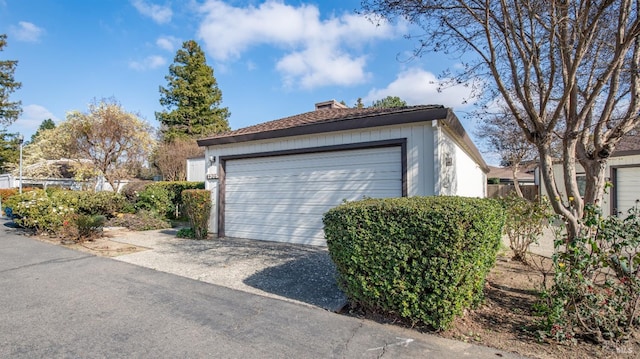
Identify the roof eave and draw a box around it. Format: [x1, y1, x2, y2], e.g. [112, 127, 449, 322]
[197, 107, 449, 147]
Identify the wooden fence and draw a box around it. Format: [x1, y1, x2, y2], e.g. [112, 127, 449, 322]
[487, 184, 539, 201]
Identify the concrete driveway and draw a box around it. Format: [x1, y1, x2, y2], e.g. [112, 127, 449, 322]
[109, 228, 348, 312]
[0, 220, 527, 358]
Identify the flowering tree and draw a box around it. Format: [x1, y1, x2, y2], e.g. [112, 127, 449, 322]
[64, 98, 156, 190]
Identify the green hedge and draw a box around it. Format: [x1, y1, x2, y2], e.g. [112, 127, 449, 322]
[323, 196, 505, 330]
[121, 181, 205, 219]
[181, 189, 211, 240]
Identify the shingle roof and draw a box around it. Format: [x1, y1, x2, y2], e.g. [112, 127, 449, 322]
[487, 166, 535, 181]
[614, 131, 640, 155]
[204, 105, 444, 140]
[196, 104, 489, 172]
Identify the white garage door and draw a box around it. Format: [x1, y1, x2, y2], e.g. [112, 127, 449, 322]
[224, 146, 403, 245]
[616, 166, 640, 216]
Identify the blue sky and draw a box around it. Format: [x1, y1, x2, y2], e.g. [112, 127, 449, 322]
[1, 0, 488, 159]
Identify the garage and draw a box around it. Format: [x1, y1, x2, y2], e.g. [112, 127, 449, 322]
[222, 146, 403, 245]
[198, 101, 489, 245]
[614, 166, 640, 216]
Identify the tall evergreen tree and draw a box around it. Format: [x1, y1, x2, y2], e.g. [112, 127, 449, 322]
[0, 34, 22, 127]
[0, 131, 20, 173]
[29, 118, 56, 143]
[156, 40, 230, 142]
[370, 96, 407, 109]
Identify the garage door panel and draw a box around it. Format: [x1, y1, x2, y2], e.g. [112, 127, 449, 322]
[227, 184, 401, 198]
[228, 148, 395, 172]
[226, 176, 399, 191]
[617, 167, 640, 216]
[227, 170, 399, 185]
[225, 228, 325, 246]
[225, 146, 402, 245]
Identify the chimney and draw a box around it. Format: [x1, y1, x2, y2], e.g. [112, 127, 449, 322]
[315, 100, 348, 111]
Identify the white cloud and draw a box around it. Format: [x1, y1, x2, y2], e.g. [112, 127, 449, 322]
[156, 35, 180, 51]
[363, 68, 476, 109]
[132, 0, 172, 24]
[276, 44, 369, 89]
[129, 55, 167, 71]
[7, 104, 59, 138]
[197, 0, 401, 88]
[10, 21, 44, 42]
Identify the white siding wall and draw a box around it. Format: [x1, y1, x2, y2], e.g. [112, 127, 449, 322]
[434, 124, 486, 197]
[0, 174, 13, 189]
[540, 153, 640, 217]
[206, 122, 437, 197]
[186, 157, 206, 182]
[205, 121, 487, 235]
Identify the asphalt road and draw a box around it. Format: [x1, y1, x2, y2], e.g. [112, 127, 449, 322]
[0, 220, 526, 358]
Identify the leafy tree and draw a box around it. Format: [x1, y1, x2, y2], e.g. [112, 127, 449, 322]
[157, 40, 230, 142]
[476, 109, 537, 197]
[370, 96, 407, 109]
[355, 98, 365, 109]
[362, 0, 640, 240]
[0, 34, 22, 127]
[64, 98, 156, 190]
[0, 131, 20, 172]
[30, 118, 56, 143]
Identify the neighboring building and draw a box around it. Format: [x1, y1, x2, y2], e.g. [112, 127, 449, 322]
[197, 100, 489, 246]
[486, 164, 538, 200]
[186, 156, 206, 182]
[487, 164, 536, 185]
[539, 132, 640, 217]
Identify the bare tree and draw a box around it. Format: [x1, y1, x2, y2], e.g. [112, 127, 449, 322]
[154, 138, 204, 181]
[362, 0, 640, 240]
[476, 109, 537, 197]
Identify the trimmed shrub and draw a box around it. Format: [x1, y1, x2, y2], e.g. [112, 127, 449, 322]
[323, 196, 505, 330]
[182, 189, 211, 240]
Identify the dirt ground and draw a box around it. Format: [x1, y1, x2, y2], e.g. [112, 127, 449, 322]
[33, 229, 147, 257]
[439, 251, 640, 359]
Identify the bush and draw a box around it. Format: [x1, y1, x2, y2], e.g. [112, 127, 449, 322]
[121, 181, 205, 219]
[176, 227, 196, 239]
[10, 189, 75, 234]
[58, 214, 106, 242]
[120, 181, 151, 203]
[50, 190, 132, 217]
[537, 204, 640, 344]
[500, 193, 552, 263]
[8, 189, 130, 235]
[134, 185, 173, 218]
[182, 189, 211, 240]
[105, 211, 171, 231]
[323, 196, 505, 330]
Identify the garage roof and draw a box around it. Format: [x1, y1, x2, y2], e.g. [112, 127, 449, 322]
[614, 131, 640, 156]
[197, 104, 489, 172]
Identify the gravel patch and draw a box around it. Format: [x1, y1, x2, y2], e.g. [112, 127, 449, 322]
[108, 228, 347, 312]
